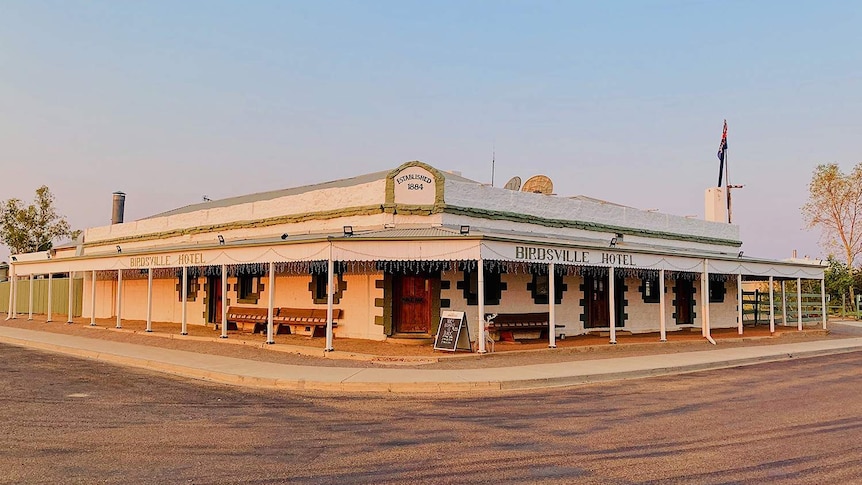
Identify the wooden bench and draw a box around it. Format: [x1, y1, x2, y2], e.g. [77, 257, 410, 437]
[485, 312, 562, 341]
[223, 306, 270, 332]
[221, 306, 344, 336]
[272, 308, 343, 337]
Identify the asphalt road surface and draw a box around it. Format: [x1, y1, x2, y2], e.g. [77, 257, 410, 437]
[2, 343, 861, 485]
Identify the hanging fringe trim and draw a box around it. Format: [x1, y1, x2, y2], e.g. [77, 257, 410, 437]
[93, 261, 742, 280]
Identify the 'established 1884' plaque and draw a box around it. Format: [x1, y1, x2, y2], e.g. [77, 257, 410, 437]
[433, 311, 472, 352]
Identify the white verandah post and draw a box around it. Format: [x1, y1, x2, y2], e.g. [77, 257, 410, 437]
[548, 262, 556, 349]
[796, 277, 803, 331]
[11, 273, 17, 319]
[478, 257, 486, 354]
[116, 269, 123, 329]
[737, 273, 743, 335]
[5, 267, 14, 320]
[267, 261, 275, 345]
[781, 280, 787, 326]
[325, 252, 334, 352]
[181, 267, 188, 335]
[28, 273, 34, 320]
[47, 273, 53, 322]
[768, 276, 775, 333]
[220, 264, 228, 339]
[701, 260, 711, 340]
[90, 270, 96, 326]
[146, 268, 153, 332]
[659, 269, 667, 342]
[821, 277, 827, 330]
[67, 271, 74, 323]
[608, 267, 616, 345]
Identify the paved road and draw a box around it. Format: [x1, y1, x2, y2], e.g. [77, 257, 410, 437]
[2, 344, 861, 484]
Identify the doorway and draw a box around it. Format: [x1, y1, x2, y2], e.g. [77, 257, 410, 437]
[674, 278, 694, 325]
[207, 275, 223, 325]
[583, 274, 625, 328]
[393, 274, 432, 334]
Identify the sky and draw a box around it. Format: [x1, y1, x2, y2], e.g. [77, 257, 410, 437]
[1, 0, 860, 264]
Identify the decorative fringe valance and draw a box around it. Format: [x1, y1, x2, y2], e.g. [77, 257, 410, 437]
[91, 260, 746, 281]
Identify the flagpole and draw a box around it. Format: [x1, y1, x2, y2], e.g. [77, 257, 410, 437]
[726, 135, 731, 223]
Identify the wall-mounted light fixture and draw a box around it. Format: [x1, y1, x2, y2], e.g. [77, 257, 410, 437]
[217, 235, 225, 245]
[343, 226, 354, 236]
[609, 237, 618, 247]
[281, 233, 289, 240]
[11, 256, 17, 262]
[460, 225, 470, 235]
[116, 245, 122, 253]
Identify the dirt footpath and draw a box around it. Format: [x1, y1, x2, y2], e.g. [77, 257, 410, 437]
[0, 314, 851, 370]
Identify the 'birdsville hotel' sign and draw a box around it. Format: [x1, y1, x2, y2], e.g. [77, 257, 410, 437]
[130, 252, 207, 268]
[514, 245, 637, 266]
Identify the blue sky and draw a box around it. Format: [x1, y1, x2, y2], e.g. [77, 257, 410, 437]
[1, 0, 860, 263]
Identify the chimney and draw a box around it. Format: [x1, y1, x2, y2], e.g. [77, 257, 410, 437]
[792, 249, 797, 259]
[111, 191, 126, 224]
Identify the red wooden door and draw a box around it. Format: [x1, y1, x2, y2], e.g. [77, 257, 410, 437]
[676, 279, 693, 325]
[394, 275, 431, 334]
[586, 275, 609, 328]
[208, 276, 223, 324]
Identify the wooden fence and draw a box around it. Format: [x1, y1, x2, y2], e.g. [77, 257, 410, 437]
[741, 290, 826, 325]
[0, 278, 83, 317]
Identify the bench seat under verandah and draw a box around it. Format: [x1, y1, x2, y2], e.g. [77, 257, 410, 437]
[485, 312, 564, 341]
[221, 306, 343, 337]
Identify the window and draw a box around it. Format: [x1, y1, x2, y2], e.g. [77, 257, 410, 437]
[237, 275, 260, 303]
[309, 273, 345, 304]
[709, 279, 726, 303]
[641, 276, 660, 303]
[461, 269, 504, 306]
[176, 274, 198, 302]
[529, 272, 565, 305]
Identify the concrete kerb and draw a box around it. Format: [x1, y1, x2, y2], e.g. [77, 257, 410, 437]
[2, 325, 862, 393]
[498, 346, 862, 391]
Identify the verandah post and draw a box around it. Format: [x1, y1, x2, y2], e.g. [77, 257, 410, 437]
[90, 270, 96, 326]
[47, 273, 53, 322]
[116, 269, 123, 329]
[548, 262, 556, 349]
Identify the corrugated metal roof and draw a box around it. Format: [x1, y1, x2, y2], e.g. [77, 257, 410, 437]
[144, 168, 479, 221]
[145, 170, 392, 220]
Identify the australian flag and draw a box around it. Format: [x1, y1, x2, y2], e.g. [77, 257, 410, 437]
[716, 120, 728, 186]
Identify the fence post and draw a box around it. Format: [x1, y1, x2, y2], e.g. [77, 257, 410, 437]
[754, 289, 760, 324]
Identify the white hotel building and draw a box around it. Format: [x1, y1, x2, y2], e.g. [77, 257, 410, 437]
[5, 161, 826, 351]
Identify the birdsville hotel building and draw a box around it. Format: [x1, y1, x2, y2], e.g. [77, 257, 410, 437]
[5, 161, 826, 352]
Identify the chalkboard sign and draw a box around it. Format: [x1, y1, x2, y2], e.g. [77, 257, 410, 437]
[433, 311, 472, 352]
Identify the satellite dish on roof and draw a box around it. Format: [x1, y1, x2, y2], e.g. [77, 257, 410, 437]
[522, 175, 554, 195]
[503, 176, 522, 191]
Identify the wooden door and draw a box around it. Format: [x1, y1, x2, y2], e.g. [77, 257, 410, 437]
[207, 276, 223, 324]
[394, 274, 431, 334]
[675, 279, 693, 325]
[585, 275, 609, 328]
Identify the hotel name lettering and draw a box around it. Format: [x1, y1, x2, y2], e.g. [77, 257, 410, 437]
[514, 245, 636, 266]
[130, 252, 206, 268]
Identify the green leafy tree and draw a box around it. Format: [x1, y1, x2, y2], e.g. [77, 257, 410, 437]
[0, 186, 75, 255]
[802, 163, 862, 304]
[824, 256, 852, 303]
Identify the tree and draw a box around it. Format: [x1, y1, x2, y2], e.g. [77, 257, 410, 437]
[0, 186, 75, 255]
[802, 163, 862, 304]
[824, 256, 852, 303]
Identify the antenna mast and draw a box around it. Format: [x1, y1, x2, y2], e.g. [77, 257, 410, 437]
[491, 144, 496, 187]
